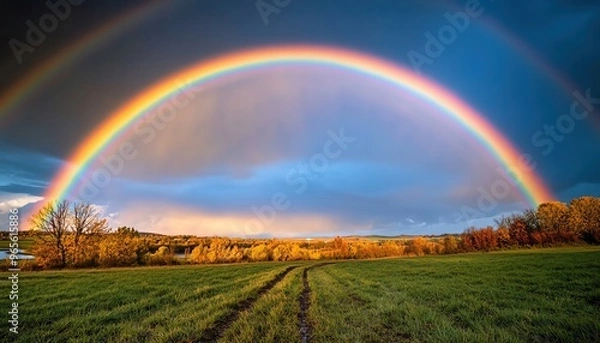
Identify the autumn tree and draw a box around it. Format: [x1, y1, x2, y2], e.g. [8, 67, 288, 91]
[332, 237, 349, 259]
[30, 201, 110, 268]
[537, 201, 570, 243]
[568, 197, 600, 243]
[190, 245, 207, 263]
[70, 203, 108, 266]
[145, 246, 176, 265]
[249, 244, 270, 261]
[442, 235, 458, 254]
[98, 229, 142, 267]
[496, 227, 511, 248]
[406, 237, 430, 256]
[116, 226, 139, 236]
[497, 214, 530, 246]
[460, 227, 477, 252]
[30, 200, 71, 267]
[272, 242, 296, 261]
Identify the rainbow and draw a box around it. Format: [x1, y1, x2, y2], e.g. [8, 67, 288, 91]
[0, 0, 174, 118]
[478, 18, 600, 132]
[43, 45, 554, 208]
[481, 17, 577, 97]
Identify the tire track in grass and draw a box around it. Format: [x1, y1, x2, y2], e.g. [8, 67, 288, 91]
[198, 266, 298, 343]
[299, 268, 312, 343]
[298, 263, 335, 343]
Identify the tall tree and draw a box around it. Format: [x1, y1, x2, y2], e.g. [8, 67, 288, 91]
[30, 200, 70, 267]
[568, 197, 600, 243]
[71, 203, 108, 265]
[537, 201, 570, 241]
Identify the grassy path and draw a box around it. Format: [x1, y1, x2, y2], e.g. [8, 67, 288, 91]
[218, 262, 334, 343]
[198, 266, 299, 342]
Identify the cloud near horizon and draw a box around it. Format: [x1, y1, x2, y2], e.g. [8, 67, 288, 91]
[0, 193, 44, 214]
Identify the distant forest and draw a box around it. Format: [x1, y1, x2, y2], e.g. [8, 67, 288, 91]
[3, 196, 599, 270]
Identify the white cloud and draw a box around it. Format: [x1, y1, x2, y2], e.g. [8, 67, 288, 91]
[0, 193, 44, 214]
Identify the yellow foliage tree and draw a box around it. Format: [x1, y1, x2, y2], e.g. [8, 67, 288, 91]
[568, 197, 600, 243]
[97, 233, 141, 267]
[537, 201, 570, 240]
[249, 244, 270, 262]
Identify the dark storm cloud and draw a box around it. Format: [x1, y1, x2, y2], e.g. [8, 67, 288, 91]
[484, 0, 600, 93]
[0, 0, 179, 159]
[0, 143, 60, 196]
[0, 0, 154, 84]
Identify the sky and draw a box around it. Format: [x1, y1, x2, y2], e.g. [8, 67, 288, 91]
[0, 0, 599, 237]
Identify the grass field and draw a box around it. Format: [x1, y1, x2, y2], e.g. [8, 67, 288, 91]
[0, 239, 34, 251]
[1, 247, 599, 342]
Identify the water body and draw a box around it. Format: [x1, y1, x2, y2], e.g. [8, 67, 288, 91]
[0, 249, 35, 260]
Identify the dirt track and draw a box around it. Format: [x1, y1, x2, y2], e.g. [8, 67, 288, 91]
[198, 266, 298, 342]
[198, 262, 335, 343]
[298, 263, 335, 343]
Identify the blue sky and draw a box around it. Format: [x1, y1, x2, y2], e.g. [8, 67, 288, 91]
[0, 0, 599, 236]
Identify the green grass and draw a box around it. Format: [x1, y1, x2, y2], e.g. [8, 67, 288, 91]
[0, 239, 34, 251]
[309, 247, 600, 342]
[220, 266, 305, 342]
[1, 247, 599, 343]
[0, 263, 298, 343]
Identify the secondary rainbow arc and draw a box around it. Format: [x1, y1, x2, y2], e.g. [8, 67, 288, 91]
[0, 0, 170, 117]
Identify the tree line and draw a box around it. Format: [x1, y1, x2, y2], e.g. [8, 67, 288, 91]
[3, 196, 599, 270]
